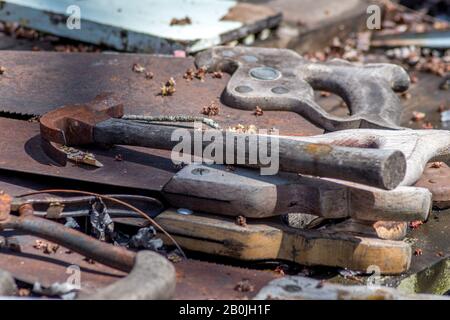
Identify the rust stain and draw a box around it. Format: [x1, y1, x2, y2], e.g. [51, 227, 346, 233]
[0, 193, 11, 221]
[305, 143, 332, 156]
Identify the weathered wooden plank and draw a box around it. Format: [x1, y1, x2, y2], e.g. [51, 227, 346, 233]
[156, 209, 412, 274]
[163, 163, 430, 221]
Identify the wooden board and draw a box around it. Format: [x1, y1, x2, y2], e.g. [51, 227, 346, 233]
[156, 209, 412, 275]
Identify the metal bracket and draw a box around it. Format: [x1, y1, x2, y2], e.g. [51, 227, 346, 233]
[195, 46, 410, 131]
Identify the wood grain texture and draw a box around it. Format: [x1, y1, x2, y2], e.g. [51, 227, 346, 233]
[94, 119, 405, 189]
[156, 209, 412, 274]
[323, 219, 408, 241]
[288, 129, 450, 186]
[163, 163, 431, 221]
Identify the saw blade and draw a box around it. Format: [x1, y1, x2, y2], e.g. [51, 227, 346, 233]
[0, 51, 322, 136]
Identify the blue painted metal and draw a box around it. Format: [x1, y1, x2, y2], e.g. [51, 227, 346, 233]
[0, 0, 281, 53]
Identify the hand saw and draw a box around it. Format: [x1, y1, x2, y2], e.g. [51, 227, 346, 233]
[0, 47, 410, 133]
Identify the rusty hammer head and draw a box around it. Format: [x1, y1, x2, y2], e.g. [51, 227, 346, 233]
[39, 93, 124, 165]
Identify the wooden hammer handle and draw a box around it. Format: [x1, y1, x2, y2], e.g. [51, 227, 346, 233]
[94, 119, 405, 190]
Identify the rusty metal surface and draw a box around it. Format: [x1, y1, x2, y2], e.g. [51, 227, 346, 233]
[0, 117, 176, 193]
[415, 162, 450, 209]
[174, 259, 280, 300]
[0, 51, 321, 136]
[0, 234, 278, 299]
[0, 234, 125, 294]
[2, 213, 136, 273]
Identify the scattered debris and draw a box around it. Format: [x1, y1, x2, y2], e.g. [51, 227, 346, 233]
[170, 16, 192, 26]
[254, 106, 264, 116]
[53, 44, 101, 53]
[123, 114, 220, 129]
[0, 66, 5, 75]
[436, 251, 444, 257]
[84, 257, 95, 264]
[411, 111, 426, 121]
[183, 66, 208, 81]
[114, 154, 123, 161]
[235, 215, 247, 227]
[234, 279, 254, 293]
[145, 71, 154, 80]
[212, 71, 223, 79]
[409, 220, 424, 229]
[201, 101, 220, 116]
[128, 227, 163, 251]
[167, 250, 183, 263]
[60, 146, 103, 168]
[421, 121, 434, 129]
[228, 124, 258, 134]
[338, 269, 363, 282]
[195, 66, 207, 81]
[410, 73, 418, 83]
[400, 91, 411, 100]
[225, 165, 236, 172]
[33, 240, 59, 254]
[414, 248, 423, 256]
[89, 198, 114, 241]
[183, 68, 195, 81]
[274, 265, 285, 276]
[33, 282, 79, 299]
[160, 77, 176, 96]
[430, 161, 444, 169]
[18, 288, 31, 297]
[64, 217, 80, 230]
[132, 63, 145, 73]
[28, 116, 40, 123]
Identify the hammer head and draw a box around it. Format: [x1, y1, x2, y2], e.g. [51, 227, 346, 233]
[39, 93, 124, 165]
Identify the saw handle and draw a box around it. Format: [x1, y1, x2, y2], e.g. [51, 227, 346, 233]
[93, 118, 405, 190]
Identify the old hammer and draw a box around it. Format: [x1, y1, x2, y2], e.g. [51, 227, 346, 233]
[39, 94, 406, 190]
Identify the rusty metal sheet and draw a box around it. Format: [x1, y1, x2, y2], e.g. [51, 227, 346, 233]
[174, 259, 279, 300]
[0, 234, 125, 294]
[0, 234, 278, 299]
[0, 51, 321, 136]
[0, 117, 176, 193]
